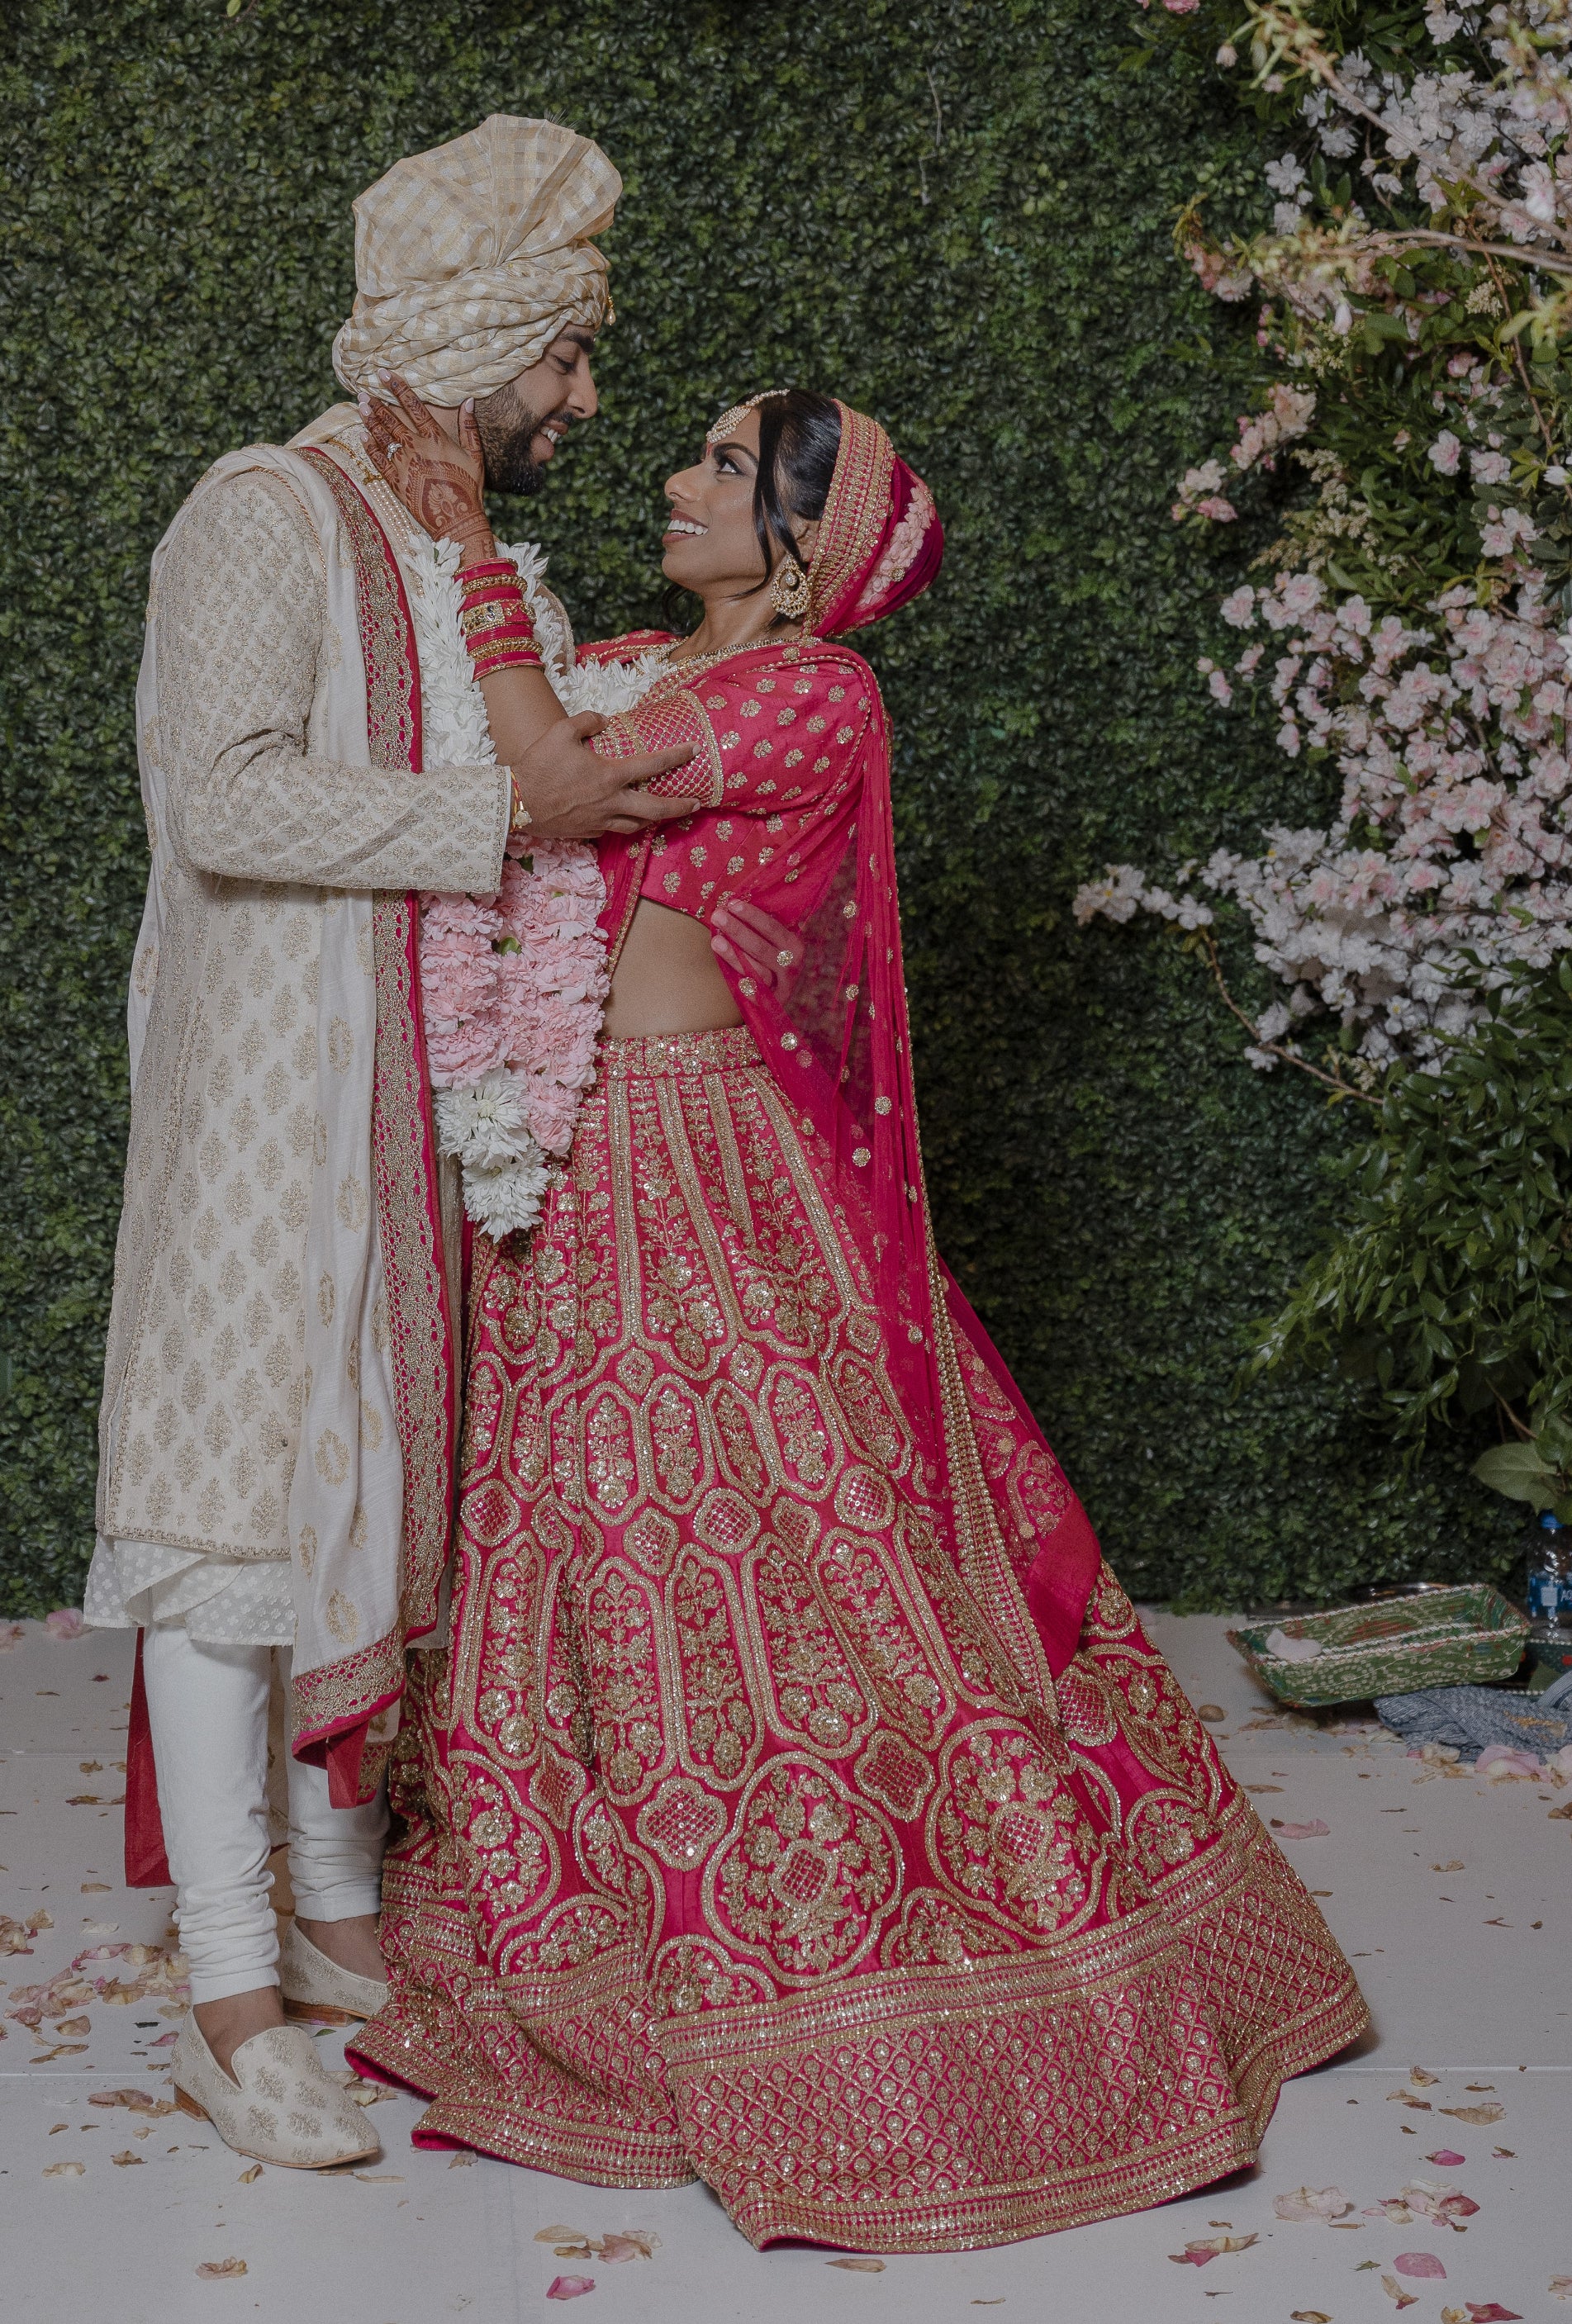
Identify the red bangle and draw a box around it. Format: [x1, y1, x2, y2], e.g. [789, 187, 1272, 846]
[460, 581, 527, 613]
[466, 617, 537, 650]
[462, 599, 531, 639]
[473, 644, 545, 676]
[457, 558, 519, 586]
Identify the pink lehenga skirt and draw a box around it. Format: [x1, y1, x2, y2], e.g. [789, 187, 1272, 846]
[354, 1027, 1365, 2252]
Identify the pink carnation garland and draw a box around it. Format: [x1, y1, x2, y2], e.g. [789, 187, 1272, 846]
[420, 838, 608, 1159]
[419, 834, 610, 1241]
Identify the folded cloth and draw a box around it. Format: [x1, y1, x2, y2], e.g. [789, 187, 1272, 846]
[1375, 1667, 1572, 1761]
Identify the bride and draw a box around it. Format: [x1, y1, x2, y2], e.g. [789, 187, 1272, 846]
[349, 378, 1365, 2251]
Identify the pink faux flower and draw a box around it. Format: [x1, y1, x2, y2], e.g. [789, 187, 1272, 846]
[420, 835, 610, 1186]
[45, 1608, 85, 1640]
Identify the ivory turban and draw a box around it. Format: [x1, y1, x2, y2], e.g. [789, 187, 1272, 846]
[331, 115, 620, 402]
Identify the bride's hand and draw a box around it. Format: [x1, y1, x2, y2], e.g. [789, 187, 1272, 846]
[710, 899, 801, 997]
[359, 372, 494, 558]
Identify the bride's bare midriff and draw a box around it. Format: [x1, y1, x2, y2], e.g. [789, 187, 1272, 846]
[601, 898, 743, 1037]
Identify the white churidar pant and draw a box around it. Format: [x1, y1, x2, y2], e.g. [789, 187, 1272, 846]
[141, 1627, 388, 2005]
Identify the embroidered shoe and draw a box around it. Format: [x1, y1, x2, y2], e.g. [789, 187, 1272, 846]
[278, 1918, 389, 2026]
[171, 2015, 380, 2170]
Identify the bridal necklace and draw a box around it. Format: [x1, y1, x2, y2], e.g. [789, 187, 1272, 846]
[654, 625, 806, 685]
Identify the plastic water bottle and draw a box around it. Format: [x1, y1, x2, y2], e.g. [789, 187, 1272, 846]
[1526, 1511, 1572, 1644]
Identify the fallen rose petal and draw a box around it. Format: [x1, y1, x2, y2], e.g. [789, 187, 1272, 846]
[1441, 2104, 1504, 2125]
[90, 2087, 175, 2117]
[112, 2149, 143, 2165]
[1549, 2276, 1572, 2300]
[1170, 2232, 1257, 2265]
[1465, 2307, 1522, 2321]
[1291, 2312, 1333, 2322]
[448, 2154, 473, 2169]
[599, 2232, 658, 2262]
[195, 2259, 248, 2280]
[546, 2280, 596, 2303]
[1382, 2279, 1418, 2311]
[45, 1608, 85, 1640]
[237, 2165, 262, 2183]
[43, 2160, 84, 2177]
[1395, 2252, 1447, 2279]
[1427, 2151, 1467, 2167]
[1275, 2185, 1355, 2222]
[0, 1622, 24, 1649]
[829, 2259, 886, 2272]
[537, 2227, 587, 2245]
[1275, 1819, 1332, 1838]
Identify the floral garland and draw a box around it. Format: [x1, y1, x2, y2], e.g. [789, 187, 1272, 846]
[406, 533, 665, 1237]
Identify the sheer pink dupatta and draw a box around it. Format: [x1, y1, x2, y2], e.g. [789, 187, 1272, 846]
[600, 405, 1101, 1681]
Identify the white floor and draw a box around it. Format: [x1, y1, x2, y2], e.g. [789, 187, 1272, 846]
[2, 1611, 1566, 2322]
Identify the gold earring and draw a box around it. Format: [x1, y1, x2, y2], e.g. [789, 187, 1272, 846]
[770, 556, 811, 622]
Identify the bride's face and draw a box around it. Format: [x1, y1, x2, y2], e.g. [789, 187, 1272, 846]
[661, 406, 817, 600]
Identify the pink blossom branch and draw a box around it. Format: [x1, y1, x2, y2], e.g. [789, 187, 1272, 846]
[1194, 928, 1382, 1104]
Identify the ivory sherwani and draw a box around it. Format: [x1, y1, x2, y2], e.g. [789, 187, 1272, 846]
[91, 444, 509, 1691]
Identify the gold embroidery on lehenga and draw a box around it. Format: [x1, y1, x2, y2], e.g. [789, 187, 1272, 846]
[743, 1539, 873, 1755]
[928, 1718, 1104, 1940]
[356, 1030, 1369, 2252]
[670, 1549, 759, 1786]
[705, 1755, 900, 1982]
[583, 1563, 670, 1802]
[636, 1774, 729, 1870]
[814, 1532, 951, 1744]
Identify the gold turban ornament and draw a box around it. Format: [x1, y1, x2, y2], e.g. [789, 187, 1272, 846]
[331, 115, 621, 404]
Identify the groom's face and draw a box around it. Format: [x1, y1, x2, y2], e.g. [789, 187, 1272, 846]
[474, 330, 599, 494]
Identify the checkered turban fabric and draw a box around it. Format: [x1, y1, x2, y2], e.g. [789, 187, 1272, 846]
[332, 115, 620, 401]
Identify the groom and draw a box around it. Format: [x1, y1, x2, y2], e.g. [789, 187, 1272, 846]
[88, 115, 701, 2170]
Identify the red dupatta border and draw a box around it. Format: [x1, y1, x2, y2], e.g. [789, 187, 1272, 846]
[285, 449, 457, 1806]
[124, 1631, 171, 1887]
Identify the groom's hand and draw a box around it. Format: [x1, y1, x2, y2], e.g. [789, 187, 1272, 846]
[510, 714, 700, 840]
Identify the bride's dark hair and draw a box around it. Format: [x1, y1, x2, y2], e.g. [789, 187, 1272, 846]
[748, 389, 841, 602]
[661, 389, 842, 629]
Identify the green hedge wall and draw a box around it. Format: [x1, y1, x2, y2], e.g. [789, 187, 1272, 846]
[0, 0, 1522, 1615]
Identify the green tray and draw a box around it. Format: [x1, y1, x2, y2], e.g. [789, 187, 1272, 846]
[1227, 1584, 1530, 1708]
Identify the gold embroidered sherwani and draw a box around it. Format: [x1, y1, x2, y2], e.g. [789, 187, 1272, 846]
[90, 457, 510, 1634]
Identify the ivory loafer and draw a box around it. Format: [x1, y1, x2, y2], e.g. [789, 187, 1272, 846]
[172, 2017, 380, 2169]
[279, 1918, 390, 2025]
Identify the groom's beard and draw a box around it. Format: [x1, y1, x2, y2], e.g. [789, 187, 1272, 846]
[474, 377, 564, 496]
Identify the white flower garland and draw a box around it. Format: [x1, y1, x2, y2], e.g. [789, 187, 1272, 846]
[405, 534, 665, 1237]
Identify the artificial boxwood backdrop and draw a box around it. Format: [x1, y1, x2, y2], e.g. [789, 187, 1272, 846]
[0, 0, 1522, 1615]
